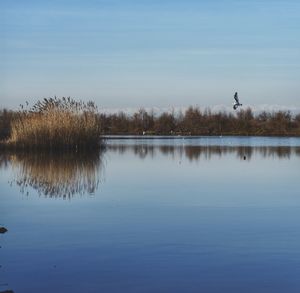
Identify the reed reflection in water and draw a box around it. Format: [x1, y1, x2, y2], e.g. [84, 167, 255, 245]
[1, 144, 298, 199]
[107, 144, 300, 161]
[1, 150, 104, 198]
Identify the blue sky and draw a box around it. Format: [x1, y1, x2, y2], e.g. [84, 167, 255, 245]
[1, 0, 300, 110]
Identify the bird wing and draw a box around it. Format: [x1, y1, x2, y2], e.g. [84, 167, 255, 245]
[234, 92, 239, 103]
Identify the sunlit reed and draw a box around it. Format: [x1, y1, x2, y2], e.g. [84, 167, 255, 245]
[9, 97, 102, 149]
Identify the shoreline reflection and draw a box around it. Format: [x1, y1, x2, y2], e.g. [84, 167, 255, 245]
[107, 144, 300, 161]
[1, 150, 104, 198]
[1, 144, 299, 199]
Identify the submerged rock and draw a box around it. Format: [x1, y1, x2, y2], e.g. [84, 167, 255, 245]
[0, 227, 8, 234]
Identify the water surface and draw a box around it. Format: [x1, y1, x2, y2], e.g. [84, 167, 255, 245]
[1, 137, 300, 293]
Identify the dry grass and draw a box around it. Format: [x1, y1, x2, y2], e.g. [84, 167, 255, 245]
[9, 97, 102, 149]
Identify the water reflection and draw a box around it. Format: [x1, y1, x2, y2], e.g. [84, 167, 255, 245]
[1, 150, 104, 198]
[107, 144, 300, 161]
[0, 143, 299, 199]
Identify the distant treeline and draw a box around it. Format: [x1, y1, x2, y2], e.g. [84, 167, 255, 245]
[1, 106, 300, 140]
[98, 107, 300, 136]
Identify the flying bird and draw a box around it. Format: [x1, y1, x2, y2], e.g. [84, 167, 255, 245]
[233, 92, 242, 110]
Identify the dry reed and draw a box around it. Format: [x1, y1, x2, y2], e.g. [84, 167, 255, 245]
[9, 97, 102, 149]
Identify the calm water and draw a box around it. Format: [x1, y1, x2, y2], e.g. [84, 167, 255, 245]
[1, 137, 300, 293]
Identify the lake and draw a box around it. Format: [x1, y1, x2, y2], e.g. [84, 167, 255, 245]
[1, 136, 300, 293]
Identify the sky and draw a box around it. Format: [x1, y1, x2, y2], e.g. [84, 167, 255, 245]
[1, 0, 300, 111]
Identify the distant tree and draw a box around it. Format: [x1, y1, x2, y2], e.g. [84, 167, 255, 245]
[182, 106, 203, 134]
[236, 108, 254, 135]
[154, 112, 175, 134]
[269, 111, 292, 135]
[131, 108, 154, 134]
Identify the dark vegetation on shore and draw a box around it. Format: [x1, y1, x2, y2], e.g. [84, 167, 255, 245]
[1, 100, 300, 148]
[99, 107, 300, 136]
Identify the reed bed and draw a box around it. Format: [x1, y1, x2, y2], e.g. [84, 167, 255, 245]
[9, 97, 102, 150]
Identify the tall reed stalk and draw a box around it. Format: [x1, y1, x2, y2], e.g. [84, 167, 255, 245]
[9, 97, 102, 149]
